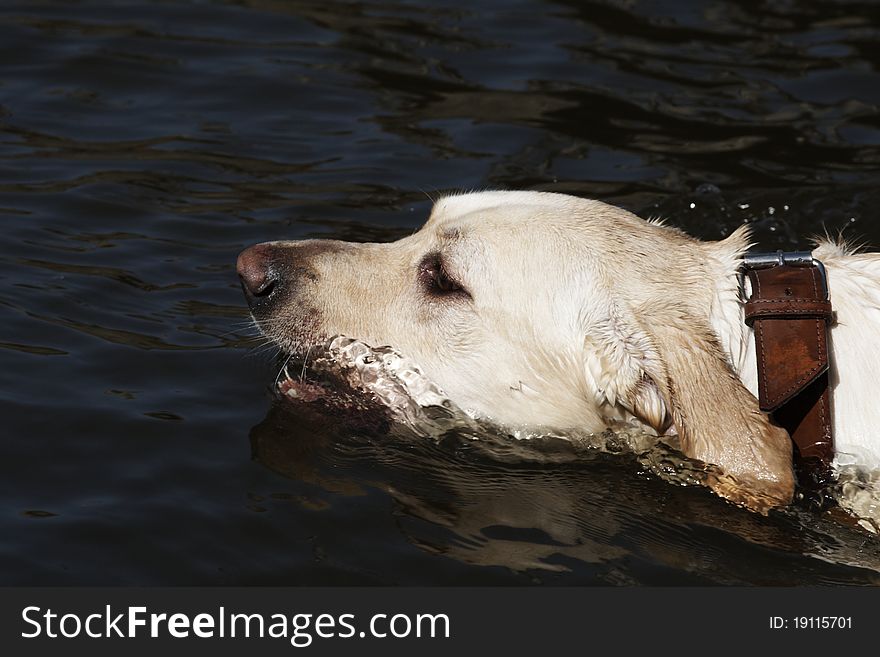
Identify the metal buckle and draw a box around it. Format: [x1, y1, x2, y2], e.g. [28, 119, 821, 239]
[738, 250, 829, 300]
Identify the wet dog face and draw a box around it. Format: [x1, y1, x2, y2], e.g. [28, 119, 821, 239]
[238, 190, 795, 507]
[238, 192, 618, 428]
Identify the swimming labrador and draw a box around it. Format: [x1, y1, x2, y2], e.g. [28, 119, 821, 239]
[237, 191, 880, 509]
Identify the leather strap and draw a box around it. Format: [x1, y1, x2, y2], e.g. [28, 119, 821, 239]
[743, 262, 834, 498]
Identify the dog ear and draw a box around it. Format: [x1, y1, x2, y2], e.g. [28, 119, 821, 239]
[584, 303, 794, 510]
[582, 305, 672, 435]
[642, 320, 795, 510]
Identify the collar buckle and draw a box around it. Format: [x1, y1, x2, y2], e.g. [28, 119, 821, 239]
[738, 249, 828, 300]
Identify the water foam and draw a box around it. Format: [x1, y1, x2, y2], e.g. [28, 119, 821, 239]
[307, 336, 482, 437]
[298, 337, 880, 531]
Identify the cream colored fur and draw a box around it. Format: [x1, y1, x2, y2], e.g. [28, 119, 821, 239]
[253, 191, 880, 508]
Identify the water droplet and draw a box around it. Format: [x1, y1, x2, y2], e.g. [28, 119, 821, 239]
[768, 206, 775, 215]
[695, 183, 720, 195]
[738, 203, 750, 210]
[689, 202, 696, 209]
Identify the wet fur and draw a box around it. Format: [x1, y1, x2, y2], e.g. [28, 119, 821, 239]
[246, 191, 880, 509]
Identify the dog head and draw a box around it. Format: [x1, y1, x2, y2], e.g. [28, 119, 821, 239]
[239, 191, 793, 506]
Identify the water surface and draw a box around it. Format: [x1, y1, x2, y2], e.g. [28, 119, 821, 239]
[2, 0, 880, 585]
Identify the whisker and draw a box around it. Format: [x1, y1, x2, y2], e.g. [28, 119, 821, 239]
[214, 316, 263, 340]
[274, 352, 294, 389]
[250, 342, 280, 359]
[300, 345, 314, 382]
[215, 326, 260, 340]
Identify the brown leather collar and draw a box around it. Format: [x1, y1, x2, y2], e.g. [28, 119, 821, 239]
[740, 251, 834, 505]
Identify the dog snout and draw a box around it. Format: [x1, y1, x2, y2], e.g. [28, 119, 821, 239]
[237, 243, 280, 309]
[238, 239, 345, 315]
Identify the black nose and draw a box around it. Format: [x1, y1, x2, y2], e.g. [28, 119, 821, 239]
[237, 244, 278, 303]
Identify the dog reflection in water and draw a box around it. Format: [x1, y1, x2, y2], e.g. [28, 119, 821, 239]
[248, 399, 880, 584]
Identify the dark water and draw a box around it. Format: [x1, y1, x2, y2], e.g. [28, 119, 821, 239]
[2, 0, 880, 585]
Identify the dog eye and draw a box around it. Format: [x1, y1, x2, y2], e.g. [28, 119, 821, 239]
[418, 253, 469, 298]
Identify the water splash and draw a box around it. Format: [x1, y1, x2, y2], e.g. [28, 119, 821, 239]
[835, 466, 880, 533]
[302, 336, 482, 437]
[289, 337, 880, 531]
